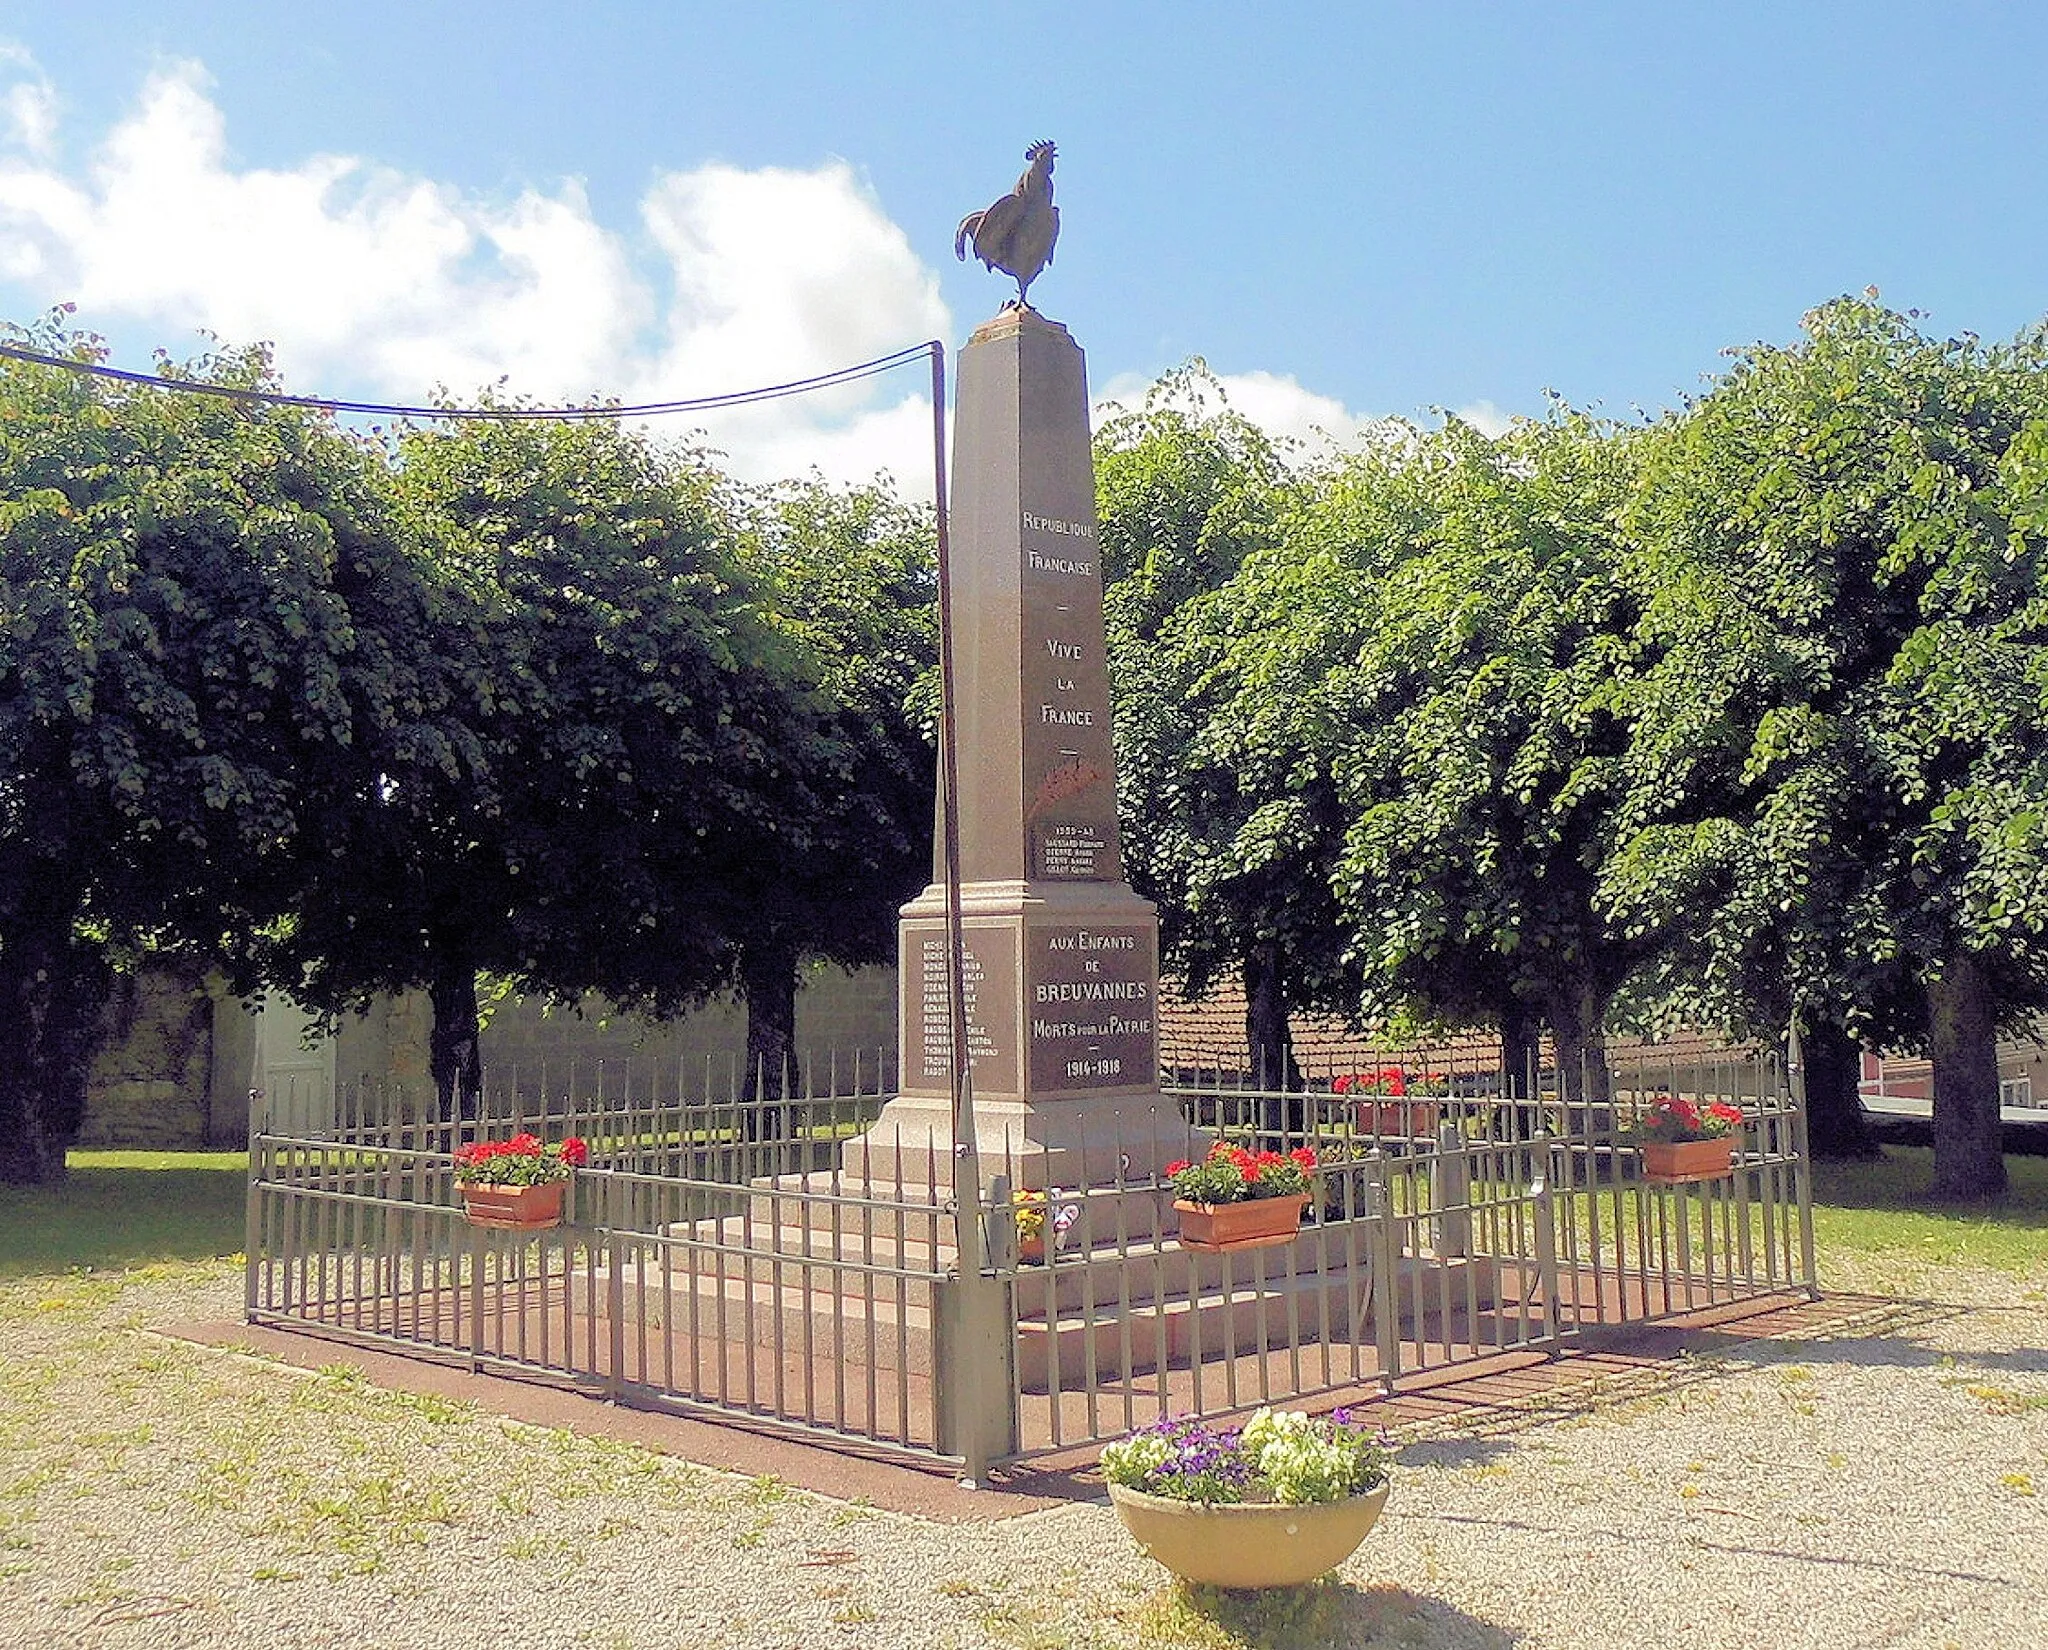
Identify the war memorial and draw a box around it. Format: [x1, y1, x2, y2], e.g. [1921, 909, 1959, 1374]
[241, 144, 1819, 1484]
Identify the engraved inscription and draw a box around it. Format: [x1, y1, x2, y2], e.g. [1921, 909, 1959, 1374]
[1022, 511, 1097, 540]
[1021, 497, 1120, 880]
[903, 926, 1016, 1094]
[1026, 924, 1156, 1092]
[1034, 820, 1108, 879]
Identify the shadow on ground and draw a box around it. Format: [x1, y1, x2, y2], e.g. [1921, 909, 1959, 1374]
[0, 1157, 244, 1274]
[1151, 1577, 1515, 1648]
[1398, 1435, 1517, 1470]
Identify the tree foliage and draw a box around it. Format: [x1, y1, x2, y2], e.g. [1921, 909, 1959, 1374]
[0, 324, 425, 1180]
[268, 412, 801, 1112]
[1246, 412, 1647, 1102]
[727, 476, 936, 1096]
[1610, 297, 2048, 1192]
[1098, 369, 1338, 1080]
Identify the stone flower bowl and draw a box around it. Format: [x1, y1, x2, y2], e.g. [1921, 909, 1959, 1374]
[1106, 1479, 1391, 1589]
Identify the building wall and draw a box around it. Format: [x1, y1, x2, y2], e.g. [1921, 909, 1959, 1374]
[77, 964, 902, 1145]
[476, 968, 900, 1101]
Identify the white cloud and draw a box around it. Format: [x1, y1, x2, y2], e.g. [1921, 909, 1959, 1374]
[1095, 364, 1391, 458]
[0, 43, 56, 158]
[0, 61, 948, 491]
[1451, 399, 1514, 438]
[629, 161, 948, 487]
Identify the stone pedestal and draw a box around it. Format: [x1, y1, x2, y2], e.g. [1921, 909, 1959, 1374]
[843, 307, 1183, 1190]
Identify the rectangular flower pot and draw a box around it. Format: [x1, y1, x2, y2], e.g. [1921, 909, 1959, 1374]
[1640, 1136, 1735, 1185]
[1367, 1100, 1440, 1139]
[459, 1180, 565, 1230]
[1173, 1194, 1309, 1253]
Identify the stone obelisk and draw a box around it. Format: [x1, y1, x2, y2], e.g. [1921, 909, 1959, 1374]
[844, 306, 1170, 1189]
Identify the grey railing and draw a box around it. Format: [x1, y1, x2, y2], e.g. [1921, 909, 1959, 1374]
[245, 1043, 1816, 1476]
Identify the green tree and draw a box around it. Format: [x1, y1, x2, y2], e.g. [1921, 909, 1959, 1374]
[1611, 296, 2048, 1196]
[729, 476, 936, 1103]
[1098, 369, 1337, 1083]
[1304, 411, 1649, 1107]
[0, 324, 427, 1182]
[270, 412, 800, 1114]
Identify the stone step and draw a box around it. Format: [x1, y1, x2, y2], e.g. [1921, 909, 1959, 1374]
[568, 1266, 939, 1376]
[1016, 1253, 1499, 1389]
[589, 1218, 1501, 1389]
[673, 1210, 1413, 1315]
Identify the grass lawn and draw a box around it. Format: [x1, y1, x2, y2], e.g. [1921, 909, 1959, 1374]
[1810, 1144, 2048, 1273]
[1, 1139, 2041, 1281]
[0, 1149, 247, 1275]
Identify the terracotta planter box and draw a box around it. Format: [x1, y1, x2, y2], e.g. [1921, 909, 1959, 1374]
[1174, 1193, 1309, 1254]
[1640, 1136, 1735, 1185]
[1366, 1100, 1440, 1139]
[1108, 1480, 1390, 1588]
[459, 1180, 566, 1230]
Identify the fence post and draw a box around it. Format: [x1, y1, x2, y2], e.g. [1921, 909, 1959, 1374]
[984, 1174, 1018, 1271]
[1433, 1121, 1470, 1259]
[244, 1120, 264, 1320]
[468, 1227, 486, 1374]
[934, 1172, 1019, 1485]
[1533, 1136, 1562, 1355]
[607, 1232, 628, 1400]
[1367, 1151, 1400, 1393]
[1786, 1023, 1821, 1299]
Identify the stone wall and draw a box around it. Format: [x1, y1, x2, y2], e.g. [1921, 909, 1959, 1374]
[77, 965, 243, 1148]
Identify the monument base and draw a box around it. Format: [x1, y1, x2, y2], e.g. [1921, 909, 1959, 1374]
[853, 876, 1197, 1190]
[839, 1087, 1194, 1191]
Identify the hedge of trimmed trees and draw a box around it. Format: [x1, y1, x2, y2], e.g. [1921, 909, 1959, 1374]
[0, 323, 934, 1184]
[1101, 299, 2048, 1203]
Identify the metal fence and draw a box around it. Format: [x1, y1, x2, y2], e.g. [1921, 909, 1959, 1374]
[245, 1043, 1816, 1478]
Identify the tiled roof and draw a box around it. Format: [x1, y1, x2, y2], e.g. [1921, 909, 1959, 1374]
[1157, 977, 1751, 1083]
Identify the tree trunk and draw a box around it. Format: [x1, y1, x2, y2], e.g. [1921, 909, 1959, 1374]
[1243, 939, 1301, 1091]
[1800, 1017, 1880, 1160]
[1545, 975, 1611, 1122]
[0, 935, 112, 1185]
[427, 957, 484, 1122]
[1499, 996, 1541, 1139]
[740, 934, 800, 1144]
[1243, 938, 1304, 1144]
[1927, 951, 2008, 1201]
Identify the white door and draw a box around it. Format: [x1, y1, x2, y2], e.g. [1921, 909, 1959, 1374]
[254, 996, 337, 1136]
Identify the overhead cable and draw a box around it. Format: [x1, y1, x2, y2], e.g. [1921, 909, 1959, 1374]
[0, 338, 936, 422]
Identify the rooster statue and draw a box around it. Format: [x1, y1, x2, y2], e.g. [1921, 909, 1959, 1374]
[955, 141, 1060, 308]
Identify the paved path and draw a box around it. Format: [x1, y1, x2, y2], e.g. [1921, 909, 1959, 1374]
[2, 1259, 2042, 1648]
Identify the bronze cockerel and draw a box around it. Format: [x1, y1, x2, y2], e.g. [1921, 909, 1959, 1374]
[955, 141, 1060, 308]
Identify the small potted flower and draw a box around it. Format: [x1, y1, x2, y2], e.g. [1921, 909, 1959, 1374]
[1014, 1187, 1081, 1263]
[1630, 1096, 1743, 1184]
[452, 1132, 588, 1229]
[1165, 1142, 1317, 1253]
[1101, 1408, 1394, 1589]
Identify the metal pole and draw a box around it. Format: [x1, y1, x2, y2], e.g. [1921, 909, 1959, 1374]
[930, 341, 982, 1273]
[1787, 1020, 1821, 1299]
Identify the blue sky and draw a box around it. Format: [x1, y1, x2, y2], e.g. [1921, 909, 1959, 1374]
[3, 3, 2044, 488]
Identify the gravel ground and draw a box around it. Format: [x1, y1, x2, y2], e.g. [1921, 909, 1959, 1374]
[2, 1253, 2043, 1650]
